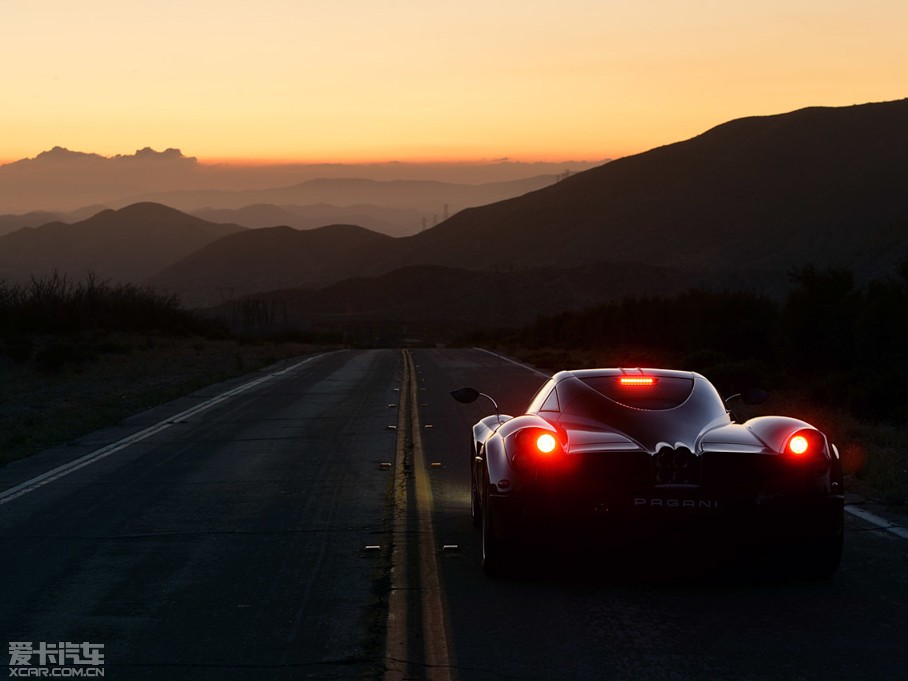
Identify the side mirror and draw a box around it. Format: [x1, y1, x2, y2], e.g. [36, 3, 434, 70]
[451, 387, 481, 404]
[724, 388, 769, 410]
[451, 387, 503, 423]
[742, 388, 769, 405]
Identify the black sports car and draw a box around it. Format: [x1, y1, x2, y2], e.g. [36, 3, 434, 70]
[452, 368, 844, 578]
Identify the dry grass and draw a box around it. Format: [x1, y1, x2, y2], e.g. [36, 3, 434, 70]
[0, 334, 327, 466]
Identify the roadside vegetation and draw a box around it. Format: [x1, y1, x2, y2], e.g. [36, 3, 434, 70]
[0, 273, 329, 465]
[473, 263, 908, 508]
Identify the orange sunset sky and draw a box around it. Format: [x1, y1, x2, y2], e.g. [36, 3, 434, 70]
[2, 0, 906, 165]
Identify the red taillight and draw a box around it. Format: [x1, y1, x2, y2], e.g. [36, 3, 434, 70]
[784, 430, 829, 474]
[619, 376, 657, 387]
[536, 433, 557, 455]
[788, 434, 810, 456]
[511, 429, 562, 470]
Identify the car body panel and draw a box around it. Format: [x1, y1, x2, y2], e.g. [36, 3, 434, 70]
[457, 367, 844, 577]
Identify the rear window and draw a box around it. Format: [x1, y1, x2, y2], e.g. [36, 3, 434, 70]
[580, 376, 694, 411]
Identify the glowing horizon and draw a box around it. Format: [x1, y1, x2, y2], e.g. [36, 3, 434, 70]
[2, 1, 906, 165]
[0, 148, 614, 168]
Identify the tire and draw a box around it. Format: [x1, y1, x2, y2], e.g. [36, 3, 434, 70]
[767, 521, 843, 581]
[470, 446, 481, 528]
[798, 527, 844, 580]
[481, 476, 511, 577]
[470, 476, 481, 528]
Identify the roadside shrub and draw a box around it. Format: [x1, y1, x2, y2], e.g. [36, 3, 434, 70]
[486, 259, 908, 427]
[34, 340, 89, 373]
[1, 335, 33, 363]
[0, 273, 228, 370]
[0, 272, 224, 338]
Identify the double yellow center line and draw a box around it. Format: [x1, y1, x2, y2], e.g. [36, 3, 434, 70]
[384, 349, 455, 681]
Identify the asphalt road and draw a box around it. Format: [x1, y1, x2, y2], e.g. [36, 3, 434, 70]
[1, 349, 401, 679]
[2, 347, 907, 680]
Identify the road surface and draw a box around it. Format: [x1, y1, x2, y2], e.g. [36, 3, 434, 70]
[1, 348, 906, 680]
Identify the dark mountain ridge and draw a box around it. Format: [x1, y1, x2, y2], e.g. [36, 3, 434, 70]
[149, 223, 392, 305]
[0, 203, 244, 283]
[352, 99, 908, 281]
[190, 202, 425, 237]
[0, 206, 122, 237]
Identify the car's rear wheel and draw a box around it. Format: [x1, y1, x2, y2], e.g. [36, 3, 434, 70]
[481, 475, 511, 577]
[797, 526, 844, 580]
[470, 447, 481, 528]
[766, 519, 843, 581]
[470, 477, 481, 528]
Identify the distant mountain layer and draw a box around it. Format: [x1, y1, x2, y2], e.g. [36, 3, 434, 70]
[190, 203, 427, 238]
[0, 148, 597, 214]
[0, 203, 244, 283]
[119, 175, 560, 214]
[0, 206, 108, 237]
[0, 160, 565, 236]
[0, 211, 60, 238]
[0, 148, 201, 214]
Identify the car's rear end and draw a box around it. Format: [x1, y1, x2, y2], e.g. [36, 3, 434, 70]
[491, 369, 843, 577]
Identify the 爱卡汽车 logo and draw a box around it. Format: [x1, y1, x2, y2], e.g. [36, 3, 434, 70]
[8, 642, 105, 677]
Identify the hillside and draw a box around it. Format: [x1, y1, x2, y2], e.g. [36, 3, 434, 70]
[190, 203, 425, 237]
[341, 99, 908, 282]
[211, 263, 781, 338]
[0, 206, 111, 237]
[0, 211, 60, 238]
[0, 203, 245, 283]
[148, 223, 393, 306]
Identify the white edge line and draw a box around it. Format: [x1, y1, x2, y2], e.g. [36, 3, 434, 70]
[475, 347, 908, 541]
[0, 353, 328, 506]
[473, 347, 549, 378]
[845, 505, 908, 540]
